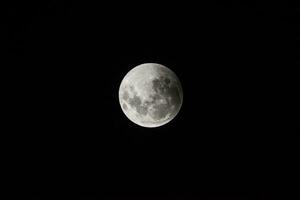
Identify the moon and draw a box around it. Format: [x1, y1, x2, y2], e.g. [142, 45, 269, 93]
[118, 63, 183, 128]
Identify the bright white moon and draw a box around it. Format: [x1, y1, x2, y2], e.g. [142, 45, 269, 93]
[119, 63, 183, 128]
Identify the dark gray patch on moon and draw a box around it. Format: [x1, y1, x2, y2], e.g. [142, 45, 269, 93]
[122, 91, 129, 101]
[168, 85, 181, 109]
[152, 77, 166, 93]
[152, 104, 169, 120]
[151, 95, 170, 120]
[136, 104, 148, 115]
[149, 76, 181, 120]
[164, 77, 171, 85]
[129, 85, 137, 95]
[129, 95, 141, 107]
[144, 100, 152, 107]
[128, 94, 148, 116]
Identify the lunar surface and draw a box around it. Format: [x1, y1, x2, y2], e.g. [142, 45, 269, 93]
[119, 63, 183, 128]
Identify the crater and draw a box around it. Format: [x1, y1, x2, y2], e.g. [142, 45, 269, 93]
[122, 103, 128, 111]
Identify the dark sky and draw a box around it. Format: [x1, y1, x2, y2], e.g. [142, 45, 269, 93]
[5, 0, 298, 198]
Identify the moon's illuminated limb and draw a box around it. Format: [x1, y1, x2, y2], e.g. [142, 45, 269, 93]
[119, 63, 183, 128]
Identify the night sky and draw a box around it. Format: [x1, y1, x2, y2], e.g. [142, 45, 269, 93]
[6, 0, 298, 199]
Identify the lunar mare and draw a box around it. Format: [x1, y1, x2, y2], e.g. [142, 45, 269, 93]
[119, 63, 183, 128]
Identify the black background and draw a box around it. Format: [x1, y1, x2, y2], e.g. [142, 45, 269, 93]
[5, 0, 299, 199]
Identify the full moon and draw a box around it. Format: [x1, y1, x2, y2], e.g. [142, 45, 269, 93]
[119, 63, 183, 128]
